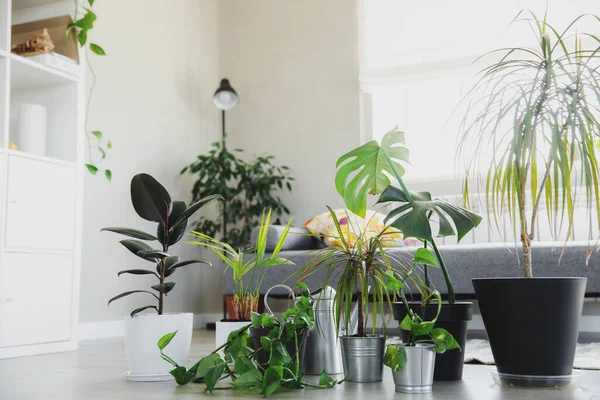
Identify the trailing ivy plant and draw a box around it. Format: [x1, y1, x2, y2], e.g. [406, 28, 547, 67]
[102, 173, 222, 316]
[181, 140, 293, 249]
[158, 283, 341, 396]
[384, 290, 460, 372]
[67, 0, 112, 180]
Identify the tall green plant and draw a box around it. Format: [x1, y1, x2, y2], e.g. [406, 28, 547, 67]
[181, 140, 293, 249]
[187, 210, 293, 321]
[103, 173, 221, 316]
[458, 11, 600, 277]
[335, 128, 481, 303]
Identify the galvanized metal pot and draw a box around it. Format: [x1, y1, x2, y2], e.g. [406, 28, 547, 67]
[340, 335, 385, 382]
[392, 344, 436, 394]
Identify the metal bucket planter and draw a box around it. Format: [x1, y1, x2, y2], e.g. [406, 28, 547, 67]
[340, 335, 385, 382]
[392, 344, 436, 393]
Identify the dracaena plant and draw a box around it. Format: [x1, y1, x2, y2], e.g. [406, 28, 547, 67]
[103, 173, 222, 317]
[295, 206, 419, 338]
[187, 210, 293, 321]
[157, 283, 340, 396]
[335, 127, 482, 303]
[459, 11, 600, 277]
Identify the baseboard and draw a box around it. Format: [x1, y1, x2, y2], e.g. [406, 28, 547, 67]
[0, 340, 78, 359]
[78, 313, 223, 341]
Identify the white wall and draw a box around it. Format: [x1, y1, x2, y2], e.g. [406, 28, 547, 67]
[79, 0, 223, 325]
[218, 0, 361, 224]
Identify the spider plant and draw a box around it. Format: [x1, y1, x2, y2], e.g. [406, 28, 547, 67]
[295, 206, 423, 337]
[459, 11, 600, 277]
[187, 210, 293, 321]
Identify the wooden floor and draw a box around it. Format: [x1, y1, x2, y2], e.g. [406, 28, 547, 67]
[1, 330, 599, 399]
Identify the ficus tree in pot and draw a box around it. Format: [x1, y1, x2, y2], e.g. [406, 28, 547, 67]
[334, 128, 481, 380]
[458, 11, 600, 385]
[102, 173, 221, 379]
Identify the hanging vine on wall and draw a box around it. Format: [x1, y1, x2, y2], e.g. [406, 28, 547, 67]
[67, 0, 112, 181]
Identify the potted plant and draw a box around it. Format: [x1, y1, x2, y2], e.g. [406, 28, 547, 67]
[157, 284, 341, 396]
[297, 206, 417, 383]
[186, 210, 293, 352]
[385, 290, 460, 393]
[334, 128, 481, 380]
[181, 140, 294, 249]
[102, 173, 221, 381]
[458, 11, 599, 386]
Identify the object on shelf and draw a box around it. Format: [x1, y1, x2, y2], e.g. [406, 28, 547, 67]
[11, 28, 54, 56]
[18, 104, 47, 156]
[8, 141, 18, 150]
[27, 52, 80, 76]
[12, 16, 80, 64]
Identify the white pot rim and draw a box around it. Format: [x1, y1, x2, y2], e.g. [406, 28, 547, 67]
[127, 312, 193, 319]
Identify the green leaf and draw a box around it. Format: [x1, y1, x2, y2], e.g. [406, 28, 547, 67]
[204, 359, 226, 393]
[117, 269, 157, 277]
[165, 258, 210, 277]
[107, 290, 158, 305]
[379, 185, 482, 243]
[136, 249, 169, 260]
[261, 314, 275, 328]
[383, 345, 407, 372]
[384, 270, 404, 290]
[234, 355, 255, 375]
[130, 173, 172, 227]
[88, 0, 95, 5]
[262, 366, 283, 396]
[399, 314, 412, 331]
[151, 282, 176, 294]
[412, 321, 435, 336]
[90, 43, 105, 55]
[168, 194, 223, 236]
[101, 227, 157, 241]
[431, 327, 461, 353]
[107, 140, 112, 149]
[250, 312, 262, 328]
[319, 370, 336, 387]
[231, 369, 262, 390]
[413, 248, 439, 267]
[77, 29, 87, 46]
[92, 130, 102, 139]
[195, 353, 221, 380]
[99, 148, 106, 159]
[85, 164, 98, 175]
[170, 366, 194, 385]
[335, 127, 409, 217]
[118, 239, 154, 258]
[157, 331, 178, 350]
[158, 201, 187, 246]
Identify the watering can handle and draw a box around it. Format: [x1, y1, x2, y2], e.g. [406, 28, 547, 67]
[264, 284, 296, 316]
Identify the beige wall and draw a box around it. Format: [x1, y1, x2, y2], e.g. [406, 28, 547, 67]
[218, 0, 361, 224]
[79, 0, 223, 322]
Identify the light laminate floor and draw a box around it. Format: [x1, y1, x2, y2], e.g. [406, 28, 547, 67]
[1, 330, 600, 399]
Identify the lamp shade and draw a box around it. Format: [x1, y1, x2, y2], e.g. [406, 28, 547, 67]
[212, 78, 238, 110]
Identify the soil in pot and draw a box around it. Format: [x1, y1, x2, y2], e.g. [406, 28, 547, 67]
[392, 301, 472, 381]
[340, 335, 385, 383]
[473, 277, 586, 388]
[249, 327, 308, 370]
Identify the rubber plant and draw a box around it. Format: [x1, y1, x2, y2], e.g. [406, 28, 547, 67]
[67, 0, 112, 180]
[335, 127, 482, 304]
[102, 173, 222, 316]
[187, 210, 293, 321]
[157, 284, 341, 396]
[458, 11, 600, 276]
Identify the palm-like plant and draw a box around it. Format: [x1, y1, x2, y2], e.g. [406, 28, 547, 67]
[187, 210, 293, 321]
[459, 11, 600, 277]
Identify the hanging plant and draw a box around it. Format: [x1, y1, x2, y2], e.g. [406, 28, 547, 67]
[67, 0, 112, 181]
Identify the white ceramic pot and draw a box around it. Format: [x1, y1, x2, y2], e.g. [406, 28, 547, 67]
[215, 320, 250, 354]
[124, 313, 193, 381]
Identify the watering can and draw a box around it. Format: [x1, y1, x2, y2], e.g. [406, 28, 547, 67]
[300, 285, 359, 375]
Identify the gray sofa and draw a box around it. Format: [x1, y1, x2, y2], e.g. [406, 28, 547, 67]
[223, 226, 600, 299]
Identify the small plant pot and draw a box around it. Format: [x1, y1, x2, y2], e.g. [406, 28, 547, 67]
[392, 301, 472, 381]
[124, 313, 193, 381]
[249, 327, 308, 370]
[215, 320, 250, 354]
[391, 344, 436, 394]
[340, 335, 385, 383]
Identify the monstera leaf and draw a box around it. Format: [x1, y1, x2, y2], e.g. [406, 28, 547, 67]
[378, 185, 482, 243]
[335, 127, 409, 218]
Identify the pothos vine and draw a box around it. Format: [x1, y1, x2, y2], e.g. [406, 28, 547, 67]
[67, 0, 112, 181]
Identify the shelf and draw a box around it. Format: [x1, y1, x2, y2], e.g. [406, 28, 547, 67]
[6, 148, 77, 168]
[0, 49, 7, 58]
[10, 53, 78, 89]
[12, 0, 66, 11]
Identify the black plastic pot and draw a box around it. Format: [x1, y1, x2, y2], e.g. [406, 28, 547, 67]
[473, 277, 586, 387]
[249, 327, 308, 370]
[392, 301, 472, 381]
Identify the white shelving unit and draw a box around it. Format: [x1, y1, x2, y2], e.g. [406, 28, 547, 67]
[0, 0, 84, 359]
